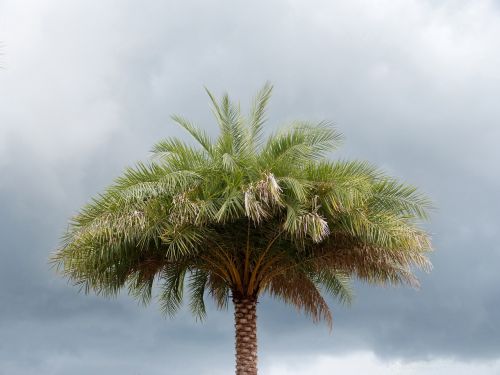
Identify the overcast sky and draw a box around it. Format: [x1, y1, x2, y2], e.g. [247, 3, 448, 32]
[1, 1, 499, 374]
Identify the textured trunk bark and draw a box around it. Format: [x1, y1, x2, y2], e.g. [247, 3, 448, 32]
[233, 293, 258, 375]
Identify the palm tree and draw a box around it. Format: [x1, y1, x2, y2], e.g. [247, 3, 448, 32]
[52, 84, 432, 375]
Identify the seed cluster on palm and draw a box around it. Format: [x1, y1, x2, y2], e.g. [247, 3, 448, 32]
[52, 83, 432, 375]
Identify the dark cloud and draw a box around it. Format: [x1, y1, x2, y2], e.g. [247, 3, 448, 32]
[1, 0, 499, 373]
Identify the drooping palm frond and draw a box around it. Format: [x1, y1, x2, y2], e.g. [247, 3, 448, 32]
[265, 271, 334, 326]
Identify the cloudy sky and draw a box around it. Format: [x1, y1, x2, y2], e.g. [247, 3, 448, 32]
[1, 0, 499, 374]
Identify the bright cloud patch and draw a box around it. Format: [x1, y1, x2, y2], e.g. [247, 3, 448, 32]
[265, 352, 500, 375]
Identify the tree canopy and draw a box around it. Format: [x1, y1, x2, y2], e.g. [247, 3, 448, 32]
[52, 83, 432, 328]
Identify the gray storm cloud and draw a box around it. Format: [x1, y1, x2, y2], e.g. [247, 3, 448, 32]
[1, 0, 499, 374]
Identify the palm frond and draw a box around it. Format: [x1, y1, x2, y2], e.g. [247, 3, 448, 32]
[369, 178, 433, 220]
[159, 263, 187, 317]
[172, 114, 214, 156]
[188, 269, 209, 320]
[151, 137, 209, 170]
[249, 82, 273, 150]
[261, 121, 343, 173]
[312, 270, 353, 305]
[264, 271, 333, 328]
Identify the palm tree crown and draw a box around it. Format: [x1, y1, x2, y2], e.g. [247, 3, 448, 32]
[52, 83, 432, 374]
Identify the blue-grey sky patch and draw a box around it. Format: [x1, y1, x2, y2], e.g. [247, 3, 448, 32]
[0, 0, 499, 374]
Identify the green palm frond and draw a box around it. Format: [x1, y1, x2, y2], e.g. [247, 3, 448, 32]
[312, 270, 353, 306]
[188, 269, 209, 320]
[171, 114, 214, 156]
[249, 82, 273, 150]
[159, 263, 187, 317]
[262, 121, 343, 170]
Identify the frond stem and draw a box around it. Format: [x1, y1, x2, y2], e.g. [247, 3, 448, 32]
[247, 228, 283, 295]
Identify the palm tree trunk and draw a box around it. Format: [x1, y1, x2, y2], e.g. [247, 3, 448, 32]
[233, 293, 258, 375]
